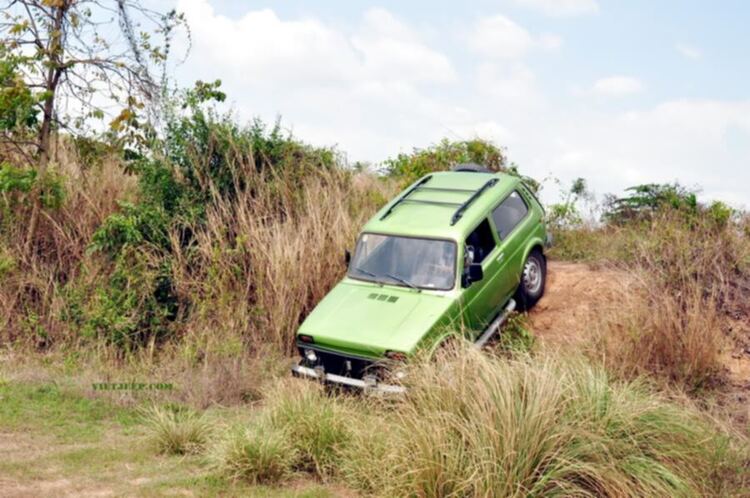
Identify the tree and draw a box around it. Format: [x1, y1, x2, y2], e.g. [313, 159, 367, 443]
[547, 177, 592, 230]
[0, 0, 186, 254]
[603, 183, 698, 224]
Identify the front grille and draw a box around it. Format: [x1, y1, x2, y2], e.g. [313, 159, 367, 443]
[297, 344, 383, 379]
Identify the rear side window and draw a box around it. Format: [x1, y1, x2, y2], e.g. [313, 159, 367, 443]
[464, 219, 496, 264]
[491, 190, 528, 240]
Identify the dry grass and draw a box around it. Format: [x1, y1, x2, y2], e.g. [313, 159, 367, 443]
[173, 167, 395, 353]
[1, 138, 135, 345]
[211, 422, 297, 485]
[590, 275, 725, 389]
[342, 345, 746, 497]
[202, 346, 747, 496]
[556, 212, 750, 390]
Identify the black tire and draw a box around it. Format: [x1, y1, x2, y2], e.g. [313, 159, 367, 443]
[451, 163, 491, 173]
[514, 249, 546, 311]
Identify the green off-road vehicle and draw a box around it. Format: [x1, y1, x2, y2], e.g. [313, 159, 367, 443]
[292, 164, 549, 393]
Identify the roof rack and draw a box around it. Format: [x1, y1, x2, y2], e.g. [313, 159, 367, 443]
[379, 175, 500, 225]
[450, 178, 498, 225]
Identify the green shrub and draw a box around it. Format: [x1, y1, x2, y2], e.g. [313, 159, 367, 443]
[0, 162, 65, 211]
[65, 247, 178, 349]
[86, 82, 345, 351]
[497, 312, 535, 353]
[90, 201, 171, 256]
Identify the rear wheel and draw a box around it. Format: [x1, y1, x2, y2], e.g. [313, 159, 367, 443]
[514, 249, 546, 311]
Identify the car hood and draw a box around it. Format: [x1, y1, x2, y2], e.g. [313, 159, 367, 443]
[297, 280, 456, 357]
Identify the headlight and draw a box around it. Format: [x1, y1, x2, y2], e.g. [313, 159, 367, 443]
[304, 349, 317, 363]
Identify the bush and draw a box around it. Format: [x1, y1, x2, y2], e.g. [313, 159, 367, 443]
[382, 138, 548, 190]
[141, 404, 212, 455]
[384, 138, 506, 183]
[211, 423, 297, 485]
[64, 246, 178, 349]
[85, 82, 357, 351]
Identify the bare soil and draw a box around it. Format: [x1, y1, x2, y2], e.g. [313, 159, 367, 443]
[526, 261, 630, 346]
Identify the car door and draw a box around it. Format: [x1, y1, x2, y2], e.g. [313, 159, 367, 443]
[459, 218, 502, 332]
[489, 189, 533, 302]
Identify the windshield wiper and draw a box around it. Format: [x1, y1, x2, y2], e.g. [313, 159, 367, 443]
[354, 267, 387, 285]
[354, 267, 420, 291]
[385, 273, 420, 292]
[354, 266, 378, 279]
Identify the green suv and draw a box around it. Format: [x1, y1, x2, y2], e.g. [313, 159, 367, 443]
[292, 165, 549, 392]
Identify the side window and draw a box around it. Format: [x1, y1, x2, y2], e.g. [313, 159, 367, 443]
[464, 219, 496, 264]
[492, 190, 529, 240]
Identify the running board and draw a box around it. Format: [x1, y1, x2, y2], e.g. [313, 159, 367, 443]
[474, 299, 516, 348]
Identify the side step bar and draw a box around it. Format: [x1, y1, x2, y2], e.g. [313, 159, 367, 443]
[474, 299, 516, 348]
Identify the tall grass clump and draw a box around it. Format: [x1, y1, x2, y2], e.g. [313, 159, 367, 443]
[211, 422, 297, 485]
[343, 345, 743, 497]
[141, 404, 212, 455]
[210, 380, 353, 484]
[263, 380, 352, 478]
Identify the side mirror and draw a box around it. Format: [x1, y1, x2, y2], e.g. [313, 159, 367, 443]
[344, 249, 351, 266]
[462, 263, 483, 287]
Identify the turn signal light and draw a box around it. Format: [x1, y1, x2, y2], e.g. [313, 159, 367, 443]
[298, 334, 314, 344]
[385, 350, 407, 361]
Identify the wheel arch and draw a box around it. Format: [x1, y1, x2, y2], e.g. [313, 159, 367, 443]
[522, 237, 546, 264]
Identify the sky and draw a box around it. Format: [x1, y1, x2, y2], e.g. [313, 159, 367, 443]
[155, 0, 749, 207]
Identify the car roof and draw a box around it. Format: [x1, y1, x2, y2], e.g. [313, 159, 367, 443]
[362, 171, 522, 240]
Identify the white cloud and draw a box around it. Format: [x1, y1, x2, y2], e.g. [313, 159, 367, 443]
[592, 76, 644, 96]
[467, 15, 563, 58]
[169, 1, 749, 210]
[522, 100, 750, 209]
[352, 8, 456, 83]
[537, 33, 563, 51]
[468, 15, 533, 58]
[475, 62, 541, 107]
[511, 0, 599, 17]
[175, 0, 455, 87]
[675, 43, 702, 59]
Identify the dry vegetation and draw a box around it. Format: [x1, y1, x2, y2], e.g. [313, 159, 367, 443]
[553, 212, 750, 391]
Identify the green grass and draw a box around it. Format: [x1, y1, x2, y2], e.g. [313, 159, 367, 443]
[0, 379, 351, 497]
[0, 381, 139, 442]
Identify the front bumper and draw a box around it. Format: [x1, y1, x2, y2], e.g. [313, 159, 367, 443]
[291, 363, 406, 394]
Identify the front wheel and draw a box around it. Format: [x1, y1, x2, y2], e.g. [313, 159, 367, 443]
[514, 249, 546, 311]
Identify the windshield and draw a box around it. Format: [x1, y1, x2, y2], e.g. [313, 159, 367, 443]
[348, 233, 456, 290]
